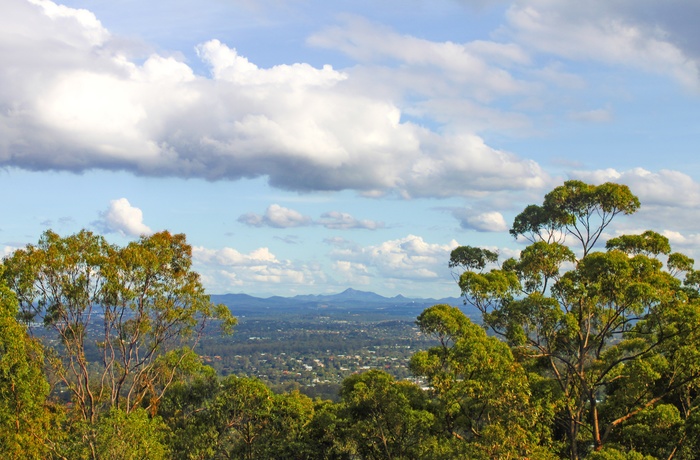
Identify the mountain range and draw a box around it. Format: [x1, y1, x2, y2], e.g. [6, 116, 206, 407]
[210, 288, 470, 319]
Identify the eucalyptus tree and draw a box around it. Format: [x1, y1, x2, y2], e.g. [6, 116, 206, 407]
[450, 181, 700, 459]
[339, 369, 437, 460]
[0, 266, 55, 459]
[410, 305, 554, 459]
[2, 230, 236, 423]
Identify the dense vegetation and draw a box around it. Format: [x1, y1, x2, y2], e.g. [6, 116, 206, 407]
[2, 181, 700, 459]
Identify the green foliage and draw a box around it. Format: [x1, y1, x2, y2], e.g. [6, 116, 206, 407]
[455, 181, 700, 459]
[605, 230, 671, 257]
[160, 373, 320, 460]
[61, 408, 170, 459]
[4, 190, 700, 460]
[510, 180, 639, 255]
[209, 375, 275, 459]
[411, 305, 548, 457]
[586, 447, 655, 460]
[2, 230, 236, 422]
[93, 408, 170, 460]
[155, 354, 220, 459]
[414, 304, 470, 350]
[515, 241, 576, 293]
[449, 246, 498, 271]
[0, 267, 55, 459]
[339, 369, 436, 460]
[262, 390, 316, 459]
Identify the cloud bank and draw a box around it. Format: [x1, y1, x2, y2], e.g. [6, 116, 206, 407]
[0, 0, 548, 199]
[193, 233, 460, 295]
[6, 0, 700, 203]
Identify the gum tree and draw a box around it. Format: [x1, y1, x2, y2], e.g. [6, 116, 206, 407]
[410, 304, 553, 459]
[339, 369, 437, 460]
[0, 266, 55, 459]
[2, 230, 236, 423]
[451, 181, 700, 459]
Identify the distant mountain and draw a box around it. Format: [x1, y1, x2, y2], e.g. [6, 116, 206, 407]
[210, 289, 466, 317]
[213, 288, 461, 305]
[291, 288, 413, 304]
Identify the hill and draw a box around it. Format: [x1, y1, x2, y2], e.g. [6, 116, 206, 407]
[210, 288, 470, 320]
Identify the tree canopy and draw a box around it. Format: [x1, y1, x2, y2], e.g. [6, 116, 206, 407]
[453, 181, 700, 459]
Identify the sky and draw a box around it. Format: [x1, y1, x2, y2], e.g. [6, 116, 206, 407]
[2, 0, 700, 298]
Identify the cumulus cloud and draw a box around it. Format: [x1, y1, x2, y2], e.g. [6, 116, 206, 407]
[318, 211, 384, 230]
[238, 204, 312, 228]
[661, 230, 700, 251]
[194, 246, 279, 267]
[452, 208, 509, 232]
[7, 0, 698, 207]
[192, 234, 521, 296]
[567, 167, 700, 242]
[192, 245, 326, 291]
[332, 260, 372, 286]
[94, 198, 152, 237]
[327, 234, 460, 281]
[197, 39, 346, 88]
[570, 168, 700, 209]
[0, 0, 548, 199]
[193, 235, 460, 295]
[239, 206, 384, 230]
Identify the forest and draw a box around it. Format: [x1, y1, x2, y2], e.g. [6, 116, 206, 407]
[2, 180, 700, 459]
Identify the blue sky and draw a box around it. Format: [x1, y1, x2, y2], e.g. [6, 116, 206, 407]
[2, 0, 700, 298]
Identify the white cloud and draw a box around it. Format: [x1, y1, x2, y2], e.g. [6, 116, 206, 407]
[567, 107, 613, 123]
[318, 211, 384, 230]
[2, 246, 19, 258]
[622, 169, 700, 209]
[329, 234, 460, 281]
[570, 168, 700, 209]
[308, 15, 529, 99]
[238, 204, 312, 228]
[332, 260, 372, 286]
[567, 168, 700, 245]
[663, 230, 698, 245]
[27, 0, 109, 47]
[453, 208, 509, 232]
[193, 234, 528, 296]
[505, 0, 700, 89]
[238, 206, 384, 230]
[197, 39, 347, 88]
[0, 0, 549, 198]
[568, 168, 622, 184]
[195, 246, 279, 266]
[192, 245, 326, 292]
[653, 230, 700, 269]
[94, 198, 152, 237]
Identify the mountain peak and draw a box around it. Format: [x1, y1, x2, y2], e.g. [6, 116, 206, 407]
[336, 288, 386, 300]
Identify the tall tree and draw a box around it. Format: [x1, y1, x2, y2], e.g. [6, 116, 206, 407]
[208, 376, 276, 459]
[2, 230, 236, 423]
[453, 181, 700, 459]
[339, 369, 436, 460]
[410, 305, 553, 459]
